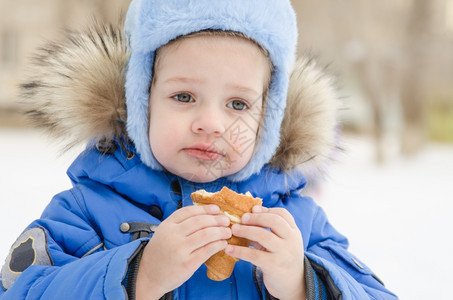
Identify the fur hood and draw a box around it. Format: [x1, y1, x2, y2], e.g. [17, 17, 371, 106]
[21, 20, 340, 181]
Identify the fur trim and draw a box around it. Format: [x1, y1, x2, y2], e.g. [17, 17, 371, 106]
[270, 58, 341, 179]
[20, 20, 340, 179]
[21, 20, 128, 151]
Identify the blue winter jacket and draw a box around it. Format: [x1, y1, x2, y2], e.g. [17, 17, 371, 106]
[0, 143, 397, 300]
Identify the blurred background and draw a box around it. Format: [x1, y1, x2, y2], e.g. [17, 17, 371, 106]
[1, 1, 452, 299]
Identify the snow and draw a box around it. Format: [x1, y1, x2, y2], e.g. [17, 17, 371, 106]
[317, 136, 453, 299]
[1, 128, 452, 299]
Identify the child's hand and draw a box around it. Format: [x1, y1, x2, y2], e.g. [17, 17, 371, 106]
[136, 205, 232, 299]
[225, 206, 306, 300]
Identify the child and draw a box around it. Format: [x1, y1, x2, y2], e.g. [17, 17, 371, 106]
[1, 0, 397, 299]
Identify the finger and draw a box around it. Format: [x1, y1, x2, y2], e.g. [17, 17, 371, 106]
[252, 206, 298, 229]
[231, 223, 280, 252]
[225, 244, 270, 268]
[172, 239, 228, 277]
[267, 207, 298, 228]
[179, 214, 230, 236]
[190, 239, 228, 268]
[187, 226, 232, 253]
[170, 204, 220, 223]
[241, 212, 291, 239]
[252, 205, 268, 213]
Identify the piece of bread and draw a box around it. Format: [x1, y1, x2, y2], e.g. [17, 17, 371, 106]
[190, 186, 262, 281]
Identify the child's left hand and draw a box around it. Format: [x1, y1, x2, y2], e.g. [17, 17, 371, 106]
[225, 206, 306, 300]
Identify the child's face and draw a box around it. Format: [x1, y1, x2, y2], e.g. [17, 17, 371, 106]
[148, 35, 270, 183]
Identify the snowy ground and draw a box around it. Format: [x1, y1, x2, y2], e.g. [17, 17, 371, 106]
[317, 135, 453, 300]
[1, 128, 452, 299]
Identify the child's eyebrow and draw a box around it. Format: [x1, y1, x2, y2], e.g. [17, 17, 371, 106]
[226, 84, 260, 96]
[163, 77, 204, 85]
[162, 77, 260, 96]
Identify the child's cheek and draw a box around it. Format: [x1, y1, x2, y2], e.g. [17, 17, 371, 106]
[223, 117, 259, 158]
[202, 125, 257, 179]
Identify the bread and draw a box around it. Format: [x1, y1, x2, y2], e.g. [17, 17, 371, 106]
[190, 186, 262, 281]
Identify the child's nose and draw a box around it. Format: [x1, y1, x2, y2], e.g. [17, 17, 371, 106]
[192, 109, 226, 136]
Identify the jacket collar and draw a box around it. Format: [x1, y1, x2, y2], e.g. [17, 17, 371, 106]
[67, 145, 307, 217]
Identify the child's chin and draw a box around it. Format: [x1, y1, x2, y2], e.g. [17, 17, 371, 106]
[176, 169, 232, 183]
[179, 173, 221, 183]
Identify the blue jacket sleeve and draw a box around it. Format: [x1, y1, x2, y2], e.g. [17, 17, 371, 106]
[303, 200, 398, 300]
[0, 189, 142, 300]
[273, 192, 397, 300]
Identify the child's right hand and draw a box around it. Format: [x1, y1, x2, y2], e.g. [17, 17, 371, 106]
[135, 204, 232, 299]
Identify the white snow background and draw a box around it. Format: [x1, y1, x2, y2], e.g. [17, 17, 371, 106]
[1, 128, 452, 299]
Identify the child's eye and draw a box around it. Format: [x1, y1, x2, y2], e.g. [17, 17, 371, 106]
[173, 93, 194, 103]
[227, 100, 248, 111]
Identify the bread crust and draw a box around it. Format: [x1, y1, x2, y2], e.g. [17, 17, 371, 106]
[191, 186, 262, 217]
[190, 187, 262, 281]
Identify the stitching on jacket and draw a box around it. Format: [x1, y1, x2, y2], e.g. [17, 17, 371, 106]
[27, 266, 59, 298]
[71, 186, 103, 239]
[81, 241, 105, 258]
[102, 248, 116, 300]
[77, 235, 102, 254]
[319, 242, 373, 276]
[71, 187, 105, 256]
[72, 184, 122, 249]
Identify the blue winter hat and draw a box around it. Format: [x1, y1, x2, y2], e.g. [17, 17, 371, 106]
[124, 0, 298, 181]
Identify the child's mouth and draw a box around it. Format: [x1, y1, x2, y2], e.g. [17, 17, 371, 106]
[184, 147, 224, 162]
